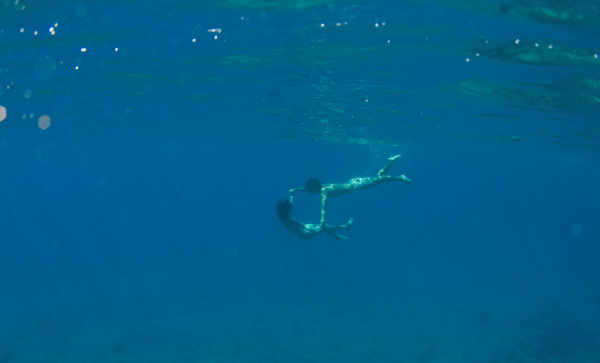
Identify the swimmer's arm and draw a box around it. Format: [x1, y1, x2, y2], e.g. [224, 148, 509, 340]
[319, 193, 328, 228]
[288, 187, 307, 203]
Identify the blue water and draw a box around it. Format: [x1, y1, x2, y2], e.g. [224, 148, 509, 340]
[1, 0, 599, 362]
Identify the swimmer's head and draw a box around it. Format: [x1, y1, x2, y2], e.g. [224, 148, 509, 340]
[276, 199, 293, 221]
[305, 178, 322, 194]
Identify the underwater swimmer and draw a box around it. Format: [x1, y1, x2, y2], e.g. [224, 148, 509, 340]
[289, 155, 411, 228]
[276, 199, 353, 240]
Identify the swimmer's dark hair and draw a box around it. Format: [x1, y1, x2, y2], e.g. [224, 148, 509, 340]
[305, 178, 322, 194]
[276, 199, 293, 221]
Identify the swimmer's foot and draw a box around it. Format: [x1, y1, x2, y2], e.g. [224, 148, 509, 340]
[345, 218, 354, 230]
[399, 175, 412, 185]
[379, 155, 402, 176]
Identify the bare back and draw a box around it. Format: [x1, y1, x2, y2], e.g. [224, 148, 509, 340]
[323, 177, 387, 198]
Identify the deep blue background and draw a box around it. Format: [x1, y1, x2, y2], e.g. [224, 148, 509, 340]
[1, 0, 599, 362]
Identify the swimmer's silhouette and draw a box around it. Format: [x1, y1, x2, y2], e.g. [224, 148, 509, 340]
[276, 199, 353, 240]
[288, 155, 411, 229]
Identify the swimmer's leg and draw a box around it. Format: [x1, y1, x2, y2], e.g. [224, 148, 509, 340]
[392, 175, 412, 185]
[322, 218, 354, 231]
[321, 218, 353, 239]
[377, 155, 412, 185]
[378, 174, 412, 185]
[378, 155, 402, 176]
[343, 217, 354, 229]
[324, 230, 348, 240]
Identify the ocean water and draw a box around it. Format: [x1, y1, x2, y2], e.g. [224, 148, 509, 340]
[1, 0, 599, 362]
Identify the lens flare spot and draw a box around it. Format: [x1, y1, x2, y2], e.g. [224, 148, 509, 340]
[38, 115, 51, 130]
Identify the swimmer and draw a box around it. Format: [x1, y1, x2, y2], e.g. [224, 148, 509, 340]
[289, 155, 411, 228]
[276, 199, 353, 240]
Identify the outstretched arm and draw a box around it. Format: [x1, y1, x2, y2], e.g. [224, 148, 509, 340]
[319, 193, 328, 228]
[288, 187, 307, 203]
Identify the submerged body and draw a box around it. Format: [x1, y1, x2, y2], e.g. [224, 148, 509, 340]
[322, 174, 409, 198]
[289, 155, 411, 228]
[276, 199, 353, 240]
